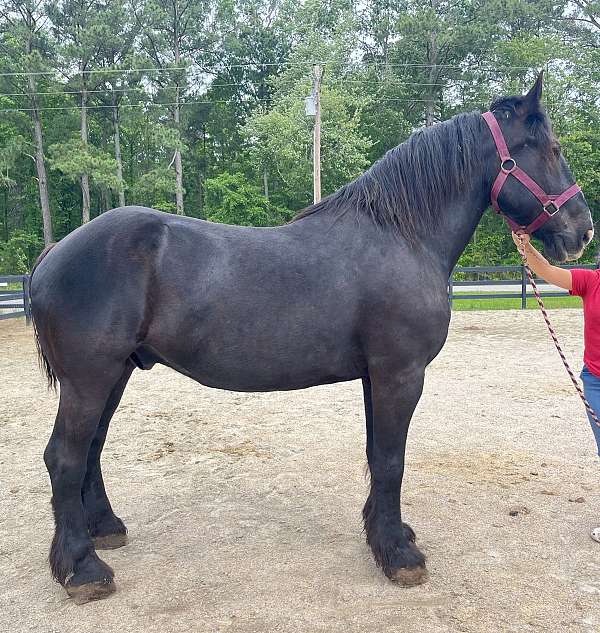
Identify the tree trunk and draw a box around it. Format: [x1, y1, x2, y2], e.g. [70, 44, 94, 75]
[198, 172, 204, 217]
[426, 35, 437, 127]
[28, 73, 53, 244]
[263, 165, 269, 200]
[111, 90, 126, 207]
[425, 0, 438, 127]
[99, 184, 111, 213]
[173, 98, 184, 215]
[25, 23, 53, 245]
[80, 82, 91, 223]
[3, 189, 8, 242]
[173, 2, 185, 216]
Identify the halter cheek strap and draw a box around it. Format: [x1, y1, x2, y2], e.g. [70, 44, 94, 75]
[481, 111, 581, 234]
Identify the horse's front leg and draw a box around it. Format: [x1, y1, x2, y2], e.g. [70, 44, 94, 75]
[362, 366, 427, 586]
[363, 377, 417, 545]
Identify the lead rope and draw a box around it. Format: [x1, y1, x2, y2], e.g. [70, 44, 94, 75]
[515, 233, 600, 428]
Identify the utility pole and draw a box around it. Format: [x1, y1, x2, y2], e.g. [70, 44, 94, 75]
[312, 64, 322, 204]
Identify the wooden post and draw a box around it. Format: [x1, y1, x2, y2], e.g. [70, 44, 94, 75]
[448, 271, 454, 309]
[23, 275, 31, 325]
[313, 65, 322, 204]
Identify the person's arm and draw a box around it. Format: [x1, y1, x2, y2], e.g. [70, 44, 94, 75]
[511, 232, 572, 290]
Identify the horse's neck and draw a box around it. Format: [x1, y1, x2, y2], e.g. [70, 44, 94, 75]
[428, 176, 491, 276]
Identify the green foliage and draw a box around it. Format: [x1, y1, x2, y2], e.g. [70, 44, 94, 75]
[1, 0, 600, 272]
[131, 167, 177, 213]
[0, 230, 43, 274]
[204, 172, 291, 226]
[562, 130, 600, 212]
[48, 138, 121, 190]
[245, 83, 371, 209]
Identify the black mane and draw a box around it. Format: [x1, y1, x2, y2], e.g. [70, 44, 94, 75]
[292, 111, 488, 240]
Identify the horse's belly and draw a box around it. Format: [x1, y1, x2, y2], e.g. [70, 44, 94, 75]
[143, 328, 365, 392]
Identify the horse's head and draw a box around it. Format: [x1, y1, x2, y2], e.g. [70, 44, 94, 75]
[484, 73, 593, 262]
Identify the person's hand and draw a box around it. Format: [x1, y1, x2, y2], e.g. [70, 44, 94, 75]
[512, 231, 530, 248]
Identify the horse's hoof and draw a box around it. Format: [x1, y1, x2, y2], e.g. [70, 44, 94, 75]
[93, 533, 128, 550]
[389, 565, 428, 587]
[66, 578, 116, 604]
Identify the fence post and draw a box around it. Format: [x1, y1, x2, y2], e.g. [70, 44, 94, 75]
[521, 264, 527, 310]
[22, 275, 31, 325]
[448, 271, 454, 310]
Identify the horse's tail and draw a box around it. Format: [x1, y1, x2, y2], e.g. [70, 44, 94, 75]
[30, 243, 58, 391]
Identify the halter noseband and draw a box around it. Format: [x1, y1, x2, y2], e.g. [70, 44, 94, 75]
[481, 111, 581, 234]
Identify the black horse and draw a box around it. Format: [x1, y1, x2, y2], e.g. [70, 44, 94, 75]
[31, 74, 593, 603]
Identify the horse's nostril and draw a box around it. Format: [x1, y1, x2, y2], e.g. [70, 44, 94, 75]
[584, 229, 594, 244]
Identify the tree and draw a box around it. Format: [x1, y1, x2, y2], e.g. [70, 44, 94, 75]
[199, 0, 294, 204]
[0, 0, 599, 271]
[0, 0, 54, 244]
[204, 171, 290, 226]
[245, 78, 372, 211]
[47, 0, 113, 223]
[93, 1, 141, 208]
[135, 0, 215, 215]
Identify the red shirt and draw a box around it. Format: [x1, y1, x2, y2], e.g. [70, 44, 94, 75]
[569, 268, 600, 378]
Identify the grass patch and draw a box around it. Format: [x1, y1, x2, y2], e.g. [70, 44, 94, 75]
[0, 282, 24, 291]
[451, 294, 582, 311]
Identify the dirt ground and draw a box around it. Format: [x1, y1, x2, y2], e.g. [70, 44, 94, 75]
[1, 310, 599, 633]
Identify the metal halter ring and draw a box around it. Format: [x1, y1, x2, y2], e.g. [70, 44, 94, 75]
[501, 158, 516, 173]
[543, 201, 559, 216]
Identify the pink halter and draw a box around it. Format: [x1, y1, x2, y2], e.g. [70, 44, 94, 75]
[482, 111, 581, 234]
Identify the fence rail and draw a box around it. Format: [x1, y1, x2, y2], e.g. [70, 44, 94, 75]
[0, 275, 30, 322]
[448, 263, 597, 309]
[0, 265, 596, 322]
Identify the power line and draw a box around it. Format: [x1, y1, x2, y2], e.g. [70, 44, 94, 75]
[362, 61, 534, 70]
[0, 78, 457, 100]
[0, 59, 543, 79]
[0, 81, 270, 98]
[0, 96, 441, 114]
[0, 66, 185, 78]
[0, 99, 252, 113]
[0, 70, 524, 102]
[0, 61, 323, 78]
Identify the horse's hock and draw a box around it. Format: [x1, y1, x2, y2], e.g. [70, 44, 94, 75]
[2, 311, 599, 633]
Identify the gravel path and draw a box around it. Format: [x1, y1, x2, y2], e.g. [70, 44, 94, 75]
[1, 310, 599, 633]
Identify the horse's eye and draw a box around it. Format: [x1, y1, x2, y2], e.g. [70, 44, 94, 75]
[552, 144, 561, 157]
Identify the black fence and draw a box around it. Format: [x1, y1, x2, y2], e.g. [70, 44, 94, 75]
[448, 263, 597, 309]
[0, 275, 31, 323]
[0, 266, 596, 322]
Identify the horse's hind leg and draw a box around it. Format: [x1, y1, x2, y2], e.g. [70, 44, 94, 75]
[44, 367, 126, 603]
[83, 360, 135, 550]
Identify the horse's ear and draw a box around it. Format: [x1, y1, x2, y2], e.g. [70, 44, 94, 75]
[523, 71, 543, 111]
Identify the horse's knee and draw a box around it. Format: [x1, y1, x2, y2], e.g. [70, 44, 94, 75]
[43, 436, 59, 474]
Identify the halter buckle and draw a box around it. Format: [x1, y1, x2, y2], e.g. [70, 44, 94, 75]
[544, 201, 559, 216]
[501, 158, 516, 174]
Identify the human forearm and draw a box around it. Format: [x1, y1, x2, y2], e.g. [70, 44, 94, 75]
[512, 233, 573, 290]
[520, 241, 552, 276]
